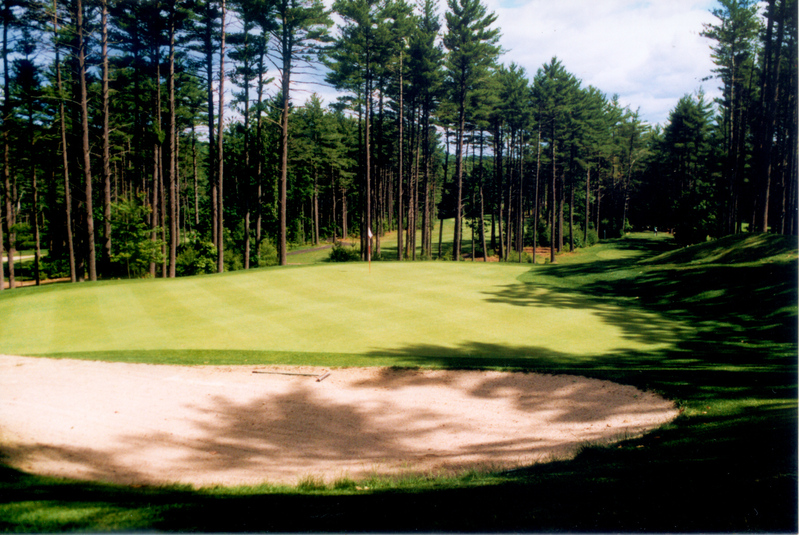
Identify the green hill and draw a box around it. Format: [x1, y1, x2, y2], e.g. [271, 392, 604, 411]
[643, 233, 798, 266]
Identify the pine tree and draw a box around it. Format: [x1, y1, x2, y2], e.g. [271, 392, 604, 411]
[442, 0, 500, 261]
[274, 0, 331, 265]
[532, 58, 579, 262]
[326, 0, 387, 260]
[702, 0, 760, 235]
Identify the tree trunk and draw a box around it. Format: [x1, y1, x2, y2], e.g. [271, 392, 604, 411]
[278, 0, 292, 266]
[453, 87, 466, 261]
[412, 109, 420, 260]
[101, 0, 112, 275]
[584, 166, 590, 244]
[422, 108, 431, 259]
[479, 186, 487, 261]
[217, 0, 226, 273]
[494, 122, 504, 260]
[364, 75, 372, 261]
[505, 133, 513, 259]
[342, 187, 348, 239]
[242, 18, 251, 269]
[533, 127, 540, 264]
[397, 48, 404, 260]
[569, 179, 574, 252]
[160, 150, 167, 277]
[596, 174, 602, 239]
[255, 40, 266, 250]
[150, 35, 162, 279]
[54, 1, 76, 283]
[558, 171, 564, 251]
[438, 214, 444, 259]
[192, 124, 199, 227]
[550, 135, 557, 264]
[313, 170, 319, 245]
[2, 0, 13, 288]
[167, 0, 177, 277]
[757, 0, 786, 232]
[77, 0, 96, 281]
[205, 1, 216, 248]
[32, 165, 40, 286]
[517, 133, 524, 262]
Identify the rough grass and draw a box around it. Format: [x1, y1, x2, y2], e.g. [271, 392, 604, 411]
[643, 232, 798, 266]
[0, 231, 796, 533]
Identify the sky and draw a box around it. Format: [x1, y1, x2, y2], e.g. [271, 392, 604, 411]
[483, 0, 723, 126]
[304, 0, 726, 128]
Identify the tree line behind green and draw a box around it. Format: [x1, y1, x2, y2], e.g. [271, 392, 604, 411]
[0, 0, 795, 287]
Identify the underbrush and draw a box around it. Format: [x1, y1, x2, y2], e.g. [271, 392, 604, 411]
[327, 243, 360, 262]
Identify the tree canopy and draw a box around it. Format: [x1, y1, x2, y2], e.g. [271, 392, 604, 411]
[0, 0, 795, 288]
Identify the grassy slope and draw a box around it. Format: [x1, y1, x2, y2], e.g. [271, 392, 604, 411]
[0, 232, 796, 532]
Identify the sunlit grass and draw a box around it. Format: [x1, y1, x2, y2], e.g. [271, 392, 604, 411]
[0, 232, 796, 532]
[0, 261, 687, 360]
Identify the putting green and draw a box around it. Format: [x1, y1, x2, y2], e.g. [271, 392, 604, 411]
[0, 262, 688, 359]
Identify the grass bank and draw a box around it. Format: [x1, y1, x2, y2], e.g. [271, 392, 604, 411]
[0, 232, 796, 532]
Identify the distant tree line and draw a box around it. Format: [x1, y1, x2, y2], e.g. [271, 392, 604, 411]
[0, 0, 795, 288]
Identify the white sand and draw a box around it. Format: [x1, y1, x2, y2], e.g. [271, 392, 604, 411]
[0, 355, 678, 487]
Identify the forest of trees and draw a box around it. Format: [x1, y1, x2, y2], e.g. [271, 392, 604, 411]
[0, 0, 796, 288]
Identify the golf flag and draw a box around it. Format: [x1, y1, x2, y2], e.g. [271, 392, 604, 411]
[368, 228, 373, 239]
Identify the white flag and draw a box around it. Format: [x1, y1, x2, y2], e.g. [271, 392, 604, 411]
[368, 228, 373, 239]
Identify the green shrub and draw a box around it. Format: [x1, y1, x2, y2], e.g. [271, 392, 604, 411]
[564, 224, 587, 249]
[504, 251, 534, 263]
[224, 251, 243, 272]
[623, 219, 634, 233]
[40, 256, 71, 279]
[328, 243, 360, 262]
[525, 218, 552, 248]
[9, 222, 35, 250]
[585, 228, 599, 246]
[257, 238, 279, 267]
[176, 235, 217, 276]
[110, 196, 165, 278]
[436, 244, 453, 260]
[529, 220, 599, 249]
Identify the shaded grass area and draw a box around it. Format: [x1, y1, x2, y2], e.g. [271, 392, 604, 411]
[0, 233, 797, 532]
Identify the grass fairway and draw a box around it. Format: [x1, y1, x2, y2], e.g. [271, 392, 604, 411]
[0, 232, 796, 532]
[0, 262, 684, 364]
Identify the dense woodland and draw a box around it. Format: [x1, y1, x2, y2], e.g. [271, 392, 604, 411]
[0, 0, 795, 287]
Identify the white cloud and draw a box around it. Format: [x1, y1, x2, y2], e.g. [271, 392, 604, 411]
[299, 0, 724, 126]
[487, 0, 722, 124]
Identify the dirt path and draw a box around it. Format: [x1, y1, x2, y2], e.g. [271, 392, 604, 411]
[0, 355, 678, 488]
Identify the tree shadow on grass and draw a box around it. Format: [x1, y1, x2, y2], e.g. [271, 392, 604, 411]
[482, 283, 691, 348]
[520, 241, 798, 344]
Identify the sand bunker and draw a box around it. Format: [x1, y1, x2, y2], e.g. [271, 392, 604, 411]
[0, 355, 678, 487]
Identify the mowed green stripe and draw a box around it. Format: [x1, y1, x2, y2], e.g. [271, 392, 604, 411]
[0, 262, 687, 358]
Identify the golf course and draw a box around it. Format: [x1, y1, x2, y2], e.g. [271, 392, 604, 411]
[0, 232, 796, 532]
